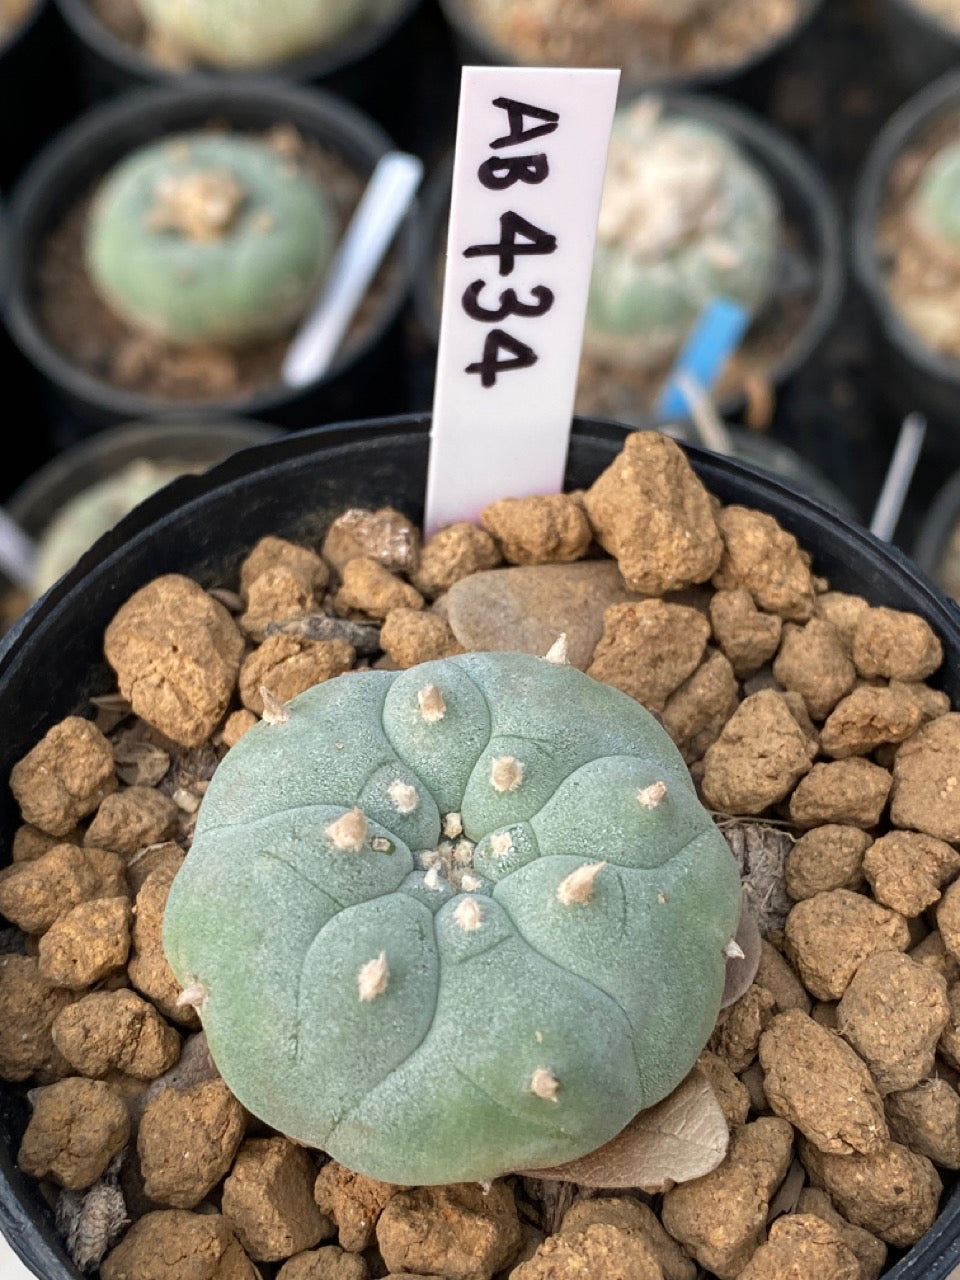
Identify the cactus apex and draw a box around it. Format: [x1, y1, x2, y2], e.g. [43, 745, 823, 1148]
[357, 951, 389, 1003]
[529, 1066, 561, 1101]
[637, 781, 668, 809]
[442, 812, 463, 838]
[556, 861, 607, 906]
[424, 866, 444, 891]
[461, 872, 482, 892]
[147, 168, 247, 242]
[325, 807, 367, 852]
[453, 896, 484, 932]
[260, 686, 290, 725]
[176, 980, 208, 1011]
[388, 780, 419, 815]
[723, 938, 745, 960]
[490, 756, 525, 793]
[418, 684, 446, 722]
[542, 634, 569, 665]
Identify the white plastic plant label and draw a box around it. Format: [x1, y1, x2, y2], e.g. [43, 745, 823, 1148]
[425, 65, 621, 534]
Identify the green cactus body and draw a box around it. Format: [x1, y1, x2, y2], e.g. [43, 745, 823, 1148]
[85, 133, 335, 346]
[909, 142, 960, 265]
[163, 652, 741, 1184]
[135, 0, 370, 66]
[584, 103, 780, 371]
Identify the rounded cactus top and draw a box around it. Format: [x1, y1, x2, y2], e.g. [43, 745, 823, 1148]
[585, 100, 780, 370]
[163, 652, 742, 1185]
[909, 141, 960, 262]
[85, 132, 335, 347]
[136, 0, 372, 67]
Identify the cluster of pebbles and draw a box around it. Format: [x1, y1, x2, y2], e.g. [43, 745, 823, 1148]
[2, 430, 960, 1280]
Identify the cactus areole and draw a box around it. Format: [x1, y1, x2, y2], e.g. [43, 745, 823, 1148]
[163, 652, 741, 1184]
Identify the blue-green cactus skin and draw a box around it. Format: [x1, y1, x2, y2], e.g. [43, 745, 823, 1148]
[911, 142, 960, 258]
[163, 653, 741, 1185]
[85, 133, 335, 346]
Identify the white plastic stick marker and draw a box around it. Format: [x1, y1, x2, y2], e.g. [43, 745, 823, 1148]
[425, 66, 621, 534]
[869, 411, 927, 542]
[282, 151, 424, 387]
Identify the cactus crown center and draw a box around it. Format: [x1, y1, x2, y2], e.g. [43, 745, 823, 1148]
[146, 168, 247, 242]
[420, 822, 478, 891]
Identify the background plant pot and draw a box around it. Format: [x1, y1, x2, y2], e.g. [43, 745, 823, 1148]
[0, 0, 77, 192]
[51, 0, 427, 147]
[434, 0, 824, 114]
[1, 78, 421, 436]
[878, 0, 960, 98]
[852, 68, 960, 460]
[411, 94, 844, 455]
[911, 466, 960, 603]
[2, 411, 960, 1278]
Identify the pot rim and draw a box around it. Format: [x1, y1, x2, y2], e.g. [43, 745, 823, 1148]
[852, 66, 960, 390]
[0, 77, 421, 422]
[52, 0, 424, 86]
[412, 90, 845, 421]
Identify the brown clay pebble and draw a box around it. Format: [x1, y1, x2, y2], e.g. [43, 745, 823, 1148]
[126, 841, 184, 896]
[240, 535, 329, 598]
[696, 1051, 751, 1129]
[910, 930, 960, 984]
[18, 1077, 130, 1189]
[321, 508, 420, 577]
[736, 1214, 860, 1280]
[10, 716, 117, 836]
[380, 608, 463, 667]
[0, 842, 125, 934]
[820, 684, 924, 758]
[864, 830, 960, 916]
[900, 679, 951, 724]
[412, 522, 501, 598]
[772, 619, 856, 720]
[661, 649, 739, 762]
[815, 591, 870, 650]
[276, 1246, 369, 1280]
[128, 865, 199, 1026]
[758, 1010, 888, 1154]
[240, 566, 325, 642]
[660, 1117, 794, 1279]
[891, 714, 960, 840]
[853, 607, 943, 681]
[138, 1078, 246, 1209]
[836, 951, 949, 1093]
[558, 1196, 696, 1280]
[885, 1078, 960, 1168]
[480, 493, 592, 565]
[586, 599, 710, 711]
[712, 506, 815, 621]
[52, 988, 179, 1079]
[708, 588, 782, 677]
[787, 759, 892, 829]
[0, 954, 74, 1081]
[238, 635, 355, 714]
[221, 1136, 333, 1262]
[38, 896, 132, 989]
[334, 557, 424, 620]
[940, 980, 960, 1070]
[708, 983, 776, 1073]
[11, 823, 72, 863]
[582, 430, 722, 593]
[85, 786, 180, 855]
[313, 1161, 400, 1252]
[938, 878, 960, 965]
[376, 1182, 522, 1280]
[799, 1135, 942, 1247]
[101, 1210, 258, 1280]
[221, 709, 258, 747]
[796, 1188, 887, 1280]
[510, 1222, 661, 1280]
[701, 691, 815, 815]
[784, 826, 871, 901]
[754, 941, 811, 1014]
[783, 890, 910, 1000]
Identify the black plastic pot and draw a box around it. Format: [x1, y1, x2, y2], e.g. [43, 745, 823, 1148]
[1, 411, 960, 1278]
[879, 0, 960, 98]
[1, 79, 421, 434]
[52, 0, 426, 143]
[435, 0, 824, 113]
[0, 0, 77, 193]
[853, 69, 960, 458]
[413, 94, 844, 455]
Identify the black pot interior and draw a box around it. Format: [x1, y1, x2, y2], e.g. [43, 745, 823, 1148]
[2, 414, 960, 1279]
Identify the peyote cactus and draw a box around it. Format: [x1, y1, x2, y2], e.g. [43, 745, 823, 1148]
[584, 101, 780, 371]
[135, 0, 371, 67]
[85, 133, 335, 347]
[908, 141, 960, 265]
[163, 651, 742, 1185]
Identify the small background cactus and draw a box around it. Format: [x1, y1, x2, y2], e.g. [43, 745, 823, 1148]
[134, 0, 372, 67]
[163, 652, 742, 1185]
[85, 133, 335, 347]
[908, 141, 960, 265]
[584, 100, 781, 371]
